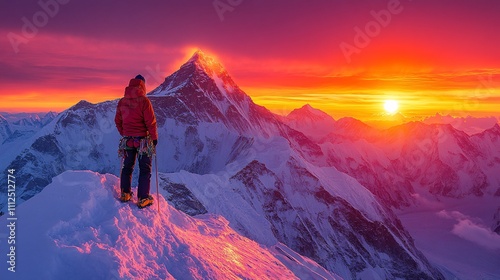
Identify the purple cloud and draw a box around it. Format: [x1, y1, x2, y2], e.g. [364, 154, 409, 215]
[438, 210, 500, 250]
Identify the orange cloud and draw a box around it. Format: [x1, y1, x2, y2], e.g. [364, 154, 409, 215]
[1, 29, 499, 123]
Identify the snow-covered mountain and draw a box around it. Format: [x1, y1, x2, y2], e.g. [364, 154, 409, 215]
[284, 104, 336, 141]
[3, 51, 498, 278]
[0, 111, 58, 127]
[423, 113, 499, 135]
[0, 111, 58, 145]
[0, 114, 12, 144]
[159, 161, 442, 279]
[0, 170, 339, 280]
[0, 102, 116, 208]
[285, 109, 500, 209]
[288, 106, 500, 278]
[147, 51, 443, 279]
[383, 122, 499, 197]
[149, 51, 278, 136]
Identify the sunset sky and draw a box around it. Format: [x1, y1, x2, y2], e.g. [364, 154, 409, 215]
[1, 0, 499, 122]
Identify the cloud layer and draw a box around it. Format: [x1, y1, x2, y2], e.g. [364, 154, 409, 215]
[438, 210, 500, 251]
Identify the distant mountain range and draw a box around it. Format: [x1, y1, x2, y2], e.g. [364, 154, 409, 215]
[0, 111, 58, 144]
[422, 113, 499, 135]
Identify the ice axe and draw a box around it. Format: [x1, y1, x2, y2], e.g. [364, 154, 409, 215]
[155, 151, 160, 214]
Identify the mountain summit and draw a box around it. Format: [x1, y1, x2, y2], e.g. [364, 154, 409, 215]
[148, 51, 291, 138]
[187, 50, 229, 78]
[150, 50, 239, 98]
[285, 104, 336, 140]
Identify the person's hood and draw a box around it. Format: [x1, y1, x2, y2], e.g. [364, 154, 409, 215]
[124, 78, 146, 98]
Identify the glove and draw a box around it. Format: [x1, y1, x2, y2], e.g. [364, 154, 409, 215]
[153, 139, 158, 146]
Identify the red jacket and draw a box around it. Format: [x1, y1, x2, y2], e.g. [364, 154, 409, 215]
[115, 78, 158, 140]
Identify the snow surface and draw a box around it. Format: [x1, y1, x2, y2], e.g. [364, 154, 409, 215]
[0, 170, 340, 280]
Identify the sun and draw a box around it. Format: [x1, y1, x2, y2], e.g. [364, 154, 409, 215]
[383, 100, 399, 115]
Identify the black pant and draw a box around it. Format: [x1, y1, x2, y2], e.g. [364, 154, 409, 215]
[120, 149, 152, 200]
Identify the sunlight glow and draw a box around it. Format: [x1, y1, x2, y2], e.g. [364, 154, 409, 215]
[384, 100, 399, 115]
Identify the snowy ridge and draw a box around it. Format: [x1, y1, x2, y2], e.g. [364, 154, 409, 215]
[423, 113, 499, 135]
[0, 100, 119, 211]
[287, 109, 500, 208]
[160, 156, 443, 279]
[285, 104, 336, 141]
[0, 111, 57, 145]
[0, 114, 12, 144]
[0, 170, 339, 280]
[148, 50, 282, 138]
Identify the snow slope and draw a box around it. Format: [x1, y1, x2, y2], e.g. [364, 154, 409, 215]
[159, 158, 443, 280]
[0, 170, 339, 280]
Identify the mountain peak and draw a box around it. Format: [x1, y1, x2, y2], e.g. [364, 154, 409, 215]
[150, 50, 240, 99]
[480, 122, 500, 136]
[185, 50, 226, 77]
[188, 49, 209, 61]
[285, 104, 336, 140]
[300, 103, 315, 111]
[287, 104, 334, 122]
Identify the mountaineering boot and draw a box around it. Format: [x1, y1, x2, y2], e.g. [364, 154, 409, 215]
[137, 195, 154, 209]
[120, 192, 133, 202]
